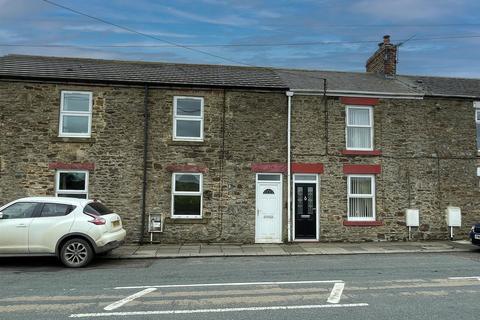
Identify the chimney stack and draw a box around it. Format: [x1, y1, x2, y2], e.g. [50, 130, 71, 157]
[366, 35, 398, 77]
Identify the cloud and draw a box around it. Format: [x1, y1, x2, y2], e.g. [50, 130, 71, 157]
[0, 0, 45, 19]
[63, 25, 194, 38]
[154, 5, 255, 27]
[351, 0, 464, 21]
[0, 0, 478, 77]
[0, 30, 26, 42]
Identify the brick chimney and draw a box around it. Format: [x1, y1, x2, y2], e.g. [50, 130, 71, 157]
[366, 35, 398, 77]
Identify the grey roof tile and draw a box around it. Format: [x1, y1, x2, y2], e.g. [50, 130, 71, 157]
[0, 54, 287, 89]
[1, 54, 479, 98]
[398, 75, 480, 98]
[276, 69, 422, 95]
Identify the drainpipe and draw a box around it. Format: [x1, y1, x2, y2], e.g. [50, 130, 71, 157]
[286, 91, 294, 242]
[140, 84, 149, 245]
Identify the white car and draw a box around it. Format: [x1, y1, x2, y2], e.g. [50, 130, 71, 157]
[0, 197, 126, 267]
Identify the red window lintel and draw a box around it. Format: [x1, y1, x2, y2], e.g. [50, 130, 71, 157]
[292, 163, 324, 174]
[251, 163, 325, 174]
[340, 97, 379, 106]
[48, 162, 95, 171]
[343, 164, 381, 174]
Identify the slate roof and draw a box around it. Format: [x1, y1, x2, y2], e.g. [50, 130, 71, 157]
[1, 54, 479, 98]
[275, 69, 421, 96]
[397, 75, 480, 98]
[0, 54, 287, 90]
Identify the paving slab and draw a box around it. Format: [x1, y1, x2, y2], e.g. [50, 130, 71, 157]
[104, 240, 475, 260]
[281, 245, 307, 253]
[132, 249, 157, 258]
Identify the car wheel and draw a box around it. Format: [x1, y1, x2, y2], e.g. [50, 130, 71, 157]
[59, 238, 93, 268]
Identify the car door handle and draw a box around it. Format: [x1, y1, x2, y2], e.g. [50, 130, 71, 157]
[16, 224, 28, 228]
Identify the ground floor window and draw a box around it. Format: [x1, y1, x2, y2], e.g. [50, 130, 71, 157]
[171, 173, 202, 218]
[347, 175, 375, 221]
[56, 170, 89, 199]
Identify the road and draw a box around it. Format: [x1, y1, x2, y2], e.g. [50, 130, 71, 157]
[1, 250, 480, 319]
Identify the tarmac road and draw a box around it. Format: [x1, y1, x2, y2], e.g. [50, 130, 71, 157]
[1, 250, 480, 319]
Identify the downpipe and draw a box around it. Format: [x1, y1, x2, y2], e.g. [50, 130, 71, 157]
[286, 91, 294, 242]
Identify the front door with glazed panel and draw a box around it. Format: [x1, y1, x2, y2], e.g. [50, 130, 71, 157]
[256, 182, 282, 243]
[294, 183, 317, 239]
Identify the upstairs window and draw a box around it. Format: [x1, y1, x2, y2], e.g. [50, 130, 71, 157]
[171, 173, 202, 218]
[346, 106, 373, 150]
[173, 97, 204, 141]
[56, 171, 89, 199]
[59, 91, 92, 137]
[347, 175, 375, 221]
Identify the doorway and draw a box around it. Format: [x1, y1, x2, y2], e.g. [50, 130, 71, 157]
[293, 174, 319, 241]
[255, 173, 282, 243]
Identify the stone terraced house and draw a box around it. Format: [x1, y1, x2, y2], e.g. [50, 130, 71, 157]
[1, 36, 480, 244]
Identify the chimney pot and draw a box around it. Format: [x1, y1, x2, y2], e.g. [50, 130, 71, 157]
[383, 35, 391, 44]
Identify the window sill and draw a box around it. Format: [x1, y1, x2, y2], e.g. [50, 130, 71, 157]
[343, 220, 384, 227]
[341, 150, 382, 156]
[52, 137, 96, 144]
[165, 217, 207, 224]
[168, 140, 205, 146]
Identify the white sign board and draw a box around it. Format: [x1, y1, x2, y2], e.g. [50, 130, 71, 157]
[446, 207, 461, 227]
[406, 209, 420, 227]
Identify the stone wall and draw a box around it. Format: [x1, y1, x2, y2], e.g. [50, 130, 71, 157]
[0, 81, 145, 242]
[0, 81, 287, 244]
[1, 80, 478, 244]
[291, 95, 479, 241]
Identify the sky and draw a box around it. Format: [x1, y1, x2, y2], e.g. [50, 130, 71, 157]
[0, 0, 479, 77]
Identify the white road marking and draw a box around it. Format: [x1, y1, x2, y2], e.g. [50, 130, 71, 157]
[448, 276, 480, 281]
[114, 280, 343, 290]
[327, 282, 345, 304]
[70, 303, 369, 318]
[103, 288, 157, 311]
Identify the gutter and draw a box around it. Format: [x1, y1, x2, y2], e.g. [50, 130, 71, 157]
[425, 93, 480, 99]
[140, 84, 149, 245]
[0, 75, 288, 92]
[291, 89, 424, 100]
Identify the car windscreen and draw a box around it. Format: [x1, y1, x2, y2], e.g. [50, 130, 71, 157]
[84, 202, 113, 216]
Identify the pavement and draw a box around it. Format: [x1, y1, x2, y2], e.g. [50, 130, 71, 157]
[105, 240, 477, 259]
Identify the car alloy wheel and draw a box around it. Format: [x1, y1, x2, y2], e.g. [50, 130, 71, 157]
[60, 238, 93, 268]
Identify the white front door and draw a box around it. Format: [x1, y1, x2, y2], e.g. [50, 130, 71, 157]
[255, 176, 282, 243]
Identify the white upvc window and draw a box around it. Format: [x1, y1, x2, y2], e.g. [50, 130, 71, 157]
[347, 175, 375, 221]
[55, 170, 89, 199]
[173, 96, 204, 141]
[475, 102, 480, 151]
[59, 91, 93, 137]
[346, 105, 373, 150]
[171, 173, 203, 218]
